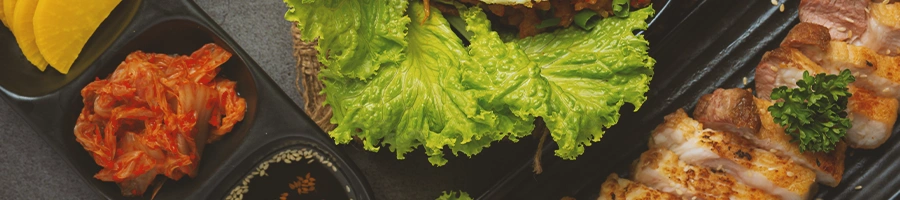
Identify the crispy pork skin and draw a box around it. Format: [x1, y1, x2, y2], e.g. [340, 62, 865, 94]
[632, 148, 779, 200]
[846, 86, 899, 149]
[854, 2, 900, 56]
[753, 98, 847, 187]
[650, 109, 817, 200]
[597, 173, 680, 200]
[693, 88, 760, 137]
[799, 0, 868, 41]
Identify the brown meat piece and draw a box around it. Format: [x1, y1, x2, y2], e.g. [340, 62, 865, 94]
[693, 88, 761, 136]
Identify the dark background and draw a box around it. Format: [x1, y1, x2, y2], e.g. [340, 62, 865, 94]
[0, 0, 540, 199]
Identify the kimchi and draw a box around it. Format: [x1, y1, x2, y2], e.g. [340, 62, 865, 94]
[73, 43, 247, 196]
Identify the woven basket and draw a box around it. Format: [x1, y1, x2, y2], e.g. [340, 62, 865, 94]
[291, 24, 335, 132]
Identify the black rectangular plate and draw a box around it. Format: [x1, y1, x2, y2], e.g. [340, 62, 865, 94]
[0, 0, 372, 199]
[482, 0, 900, 199]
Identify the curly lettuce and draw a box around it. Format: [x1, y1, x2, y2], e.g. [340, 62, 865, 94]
[513, 8, 656, 159]
[284, 0, 409, 79]
[285, 0, 655, 165]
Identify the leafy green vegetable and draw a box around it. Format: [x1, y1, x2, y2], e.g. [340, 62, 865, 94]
[436, 191, 472, 200]
[613, 0, 631, 17]
[285, 0, 655, 165]
[511, 7, 655, 159]
[768, 69, 855, 153]
[284, 0, 409, 80]
[321, 2, 521, 166]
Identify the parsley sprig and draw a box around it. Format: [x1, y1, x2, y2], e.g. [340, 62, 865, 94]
[768, 69, 855, 153]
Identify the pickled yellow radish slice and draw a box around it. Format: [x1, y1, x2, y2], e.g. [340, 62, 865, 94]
[33, 0, 121, 74]
[12, 0, 48, 71]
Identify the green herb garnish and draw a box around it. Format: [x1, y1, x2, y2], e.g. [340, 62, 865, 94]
[768, 69, 855, 153]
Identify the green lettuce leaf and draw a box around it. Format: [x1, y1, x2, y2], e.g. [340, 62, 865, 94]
[512, 7, 655, 159]
[284, 0, 409, 80]
[322, 1, 519, 166]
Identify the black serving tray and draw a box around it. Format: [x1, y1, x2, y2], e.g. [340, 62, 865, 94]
[0, 0, 372, 199]
[482, 0, 900, 199]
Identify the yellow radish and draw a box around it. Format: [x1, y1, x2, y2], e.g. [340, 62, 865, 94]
[33, 0, 121, 74]
[3, 0, 16, 31]
[12, 0, 47, 71]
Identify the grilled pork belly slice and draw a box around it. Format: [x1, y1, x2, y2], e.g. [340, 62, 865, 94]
[854, 2, 900, 56]
[755, 47, 828, 99]
[694, 88, 846, 186]
[753, 98, 847, 187]
[650, 109, 817, 200]
[780, 22, 900, 98]
[799, 0, 868, 41]
[598, 173, 680, 200]
[693, 88, 760, 137]
[820, 41, 900, 98]
[632, 148, 779, 200]
[846, 86, 899, 149]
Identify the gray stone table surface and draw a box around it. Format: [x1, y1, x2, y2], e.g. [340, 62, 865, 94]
[0, 0, 537, 199]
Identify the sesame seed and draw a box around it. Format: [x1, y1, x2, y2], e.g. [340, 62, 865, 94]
[860, 74, 868, 78]
[347, 185, 352, 192]
[743, 77, 748, 85]
[787, 171, 794, 177]
[856, 185, 863, 190]
[779, 4, 785, 12]
[837, 27, 847, 32]
[771, 0, 777, 5]
[769, 149, 777, 153]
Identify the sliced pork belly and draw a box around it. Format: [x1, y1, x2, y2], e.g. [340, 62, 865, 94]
[799, 0, 868, 41]
[693, 88, 760, 136]
[780, 22, 900, 98]
[632, 148, 779, 200]
[694, 88, 847, 186]
[853, 2, 900, 56]
[755, 47, 827, 99]
[846, 86, 899, 149]
[597, 173, 680, 200]
[650, 109, 817, 200]
[820, 41, 900, 98]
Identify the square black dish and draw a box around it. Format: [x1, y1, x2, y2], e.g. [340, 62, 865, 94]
[0, 0, 372, 199]
[482, 0, 900, 199]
